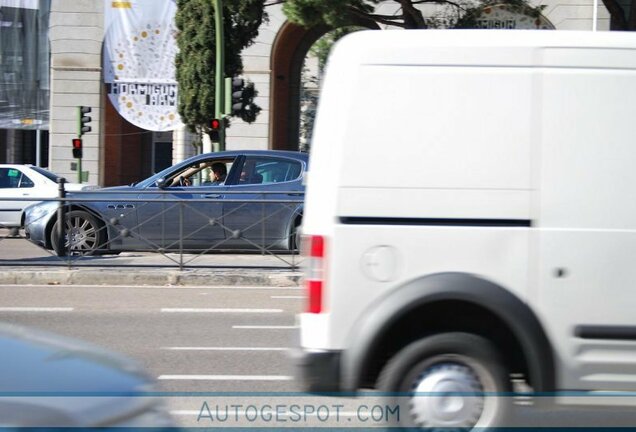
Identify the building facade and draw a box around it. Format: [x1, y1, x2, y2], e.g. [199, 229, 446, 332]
[1, 0, 611, 186]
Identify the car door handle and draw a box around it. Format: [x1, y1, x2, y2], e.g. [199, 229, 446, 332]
[107, 204, 135, 209]
[204, 194, 223, 199]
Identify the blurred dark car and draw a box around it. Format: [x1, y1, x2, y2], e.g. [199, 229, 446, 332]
[0, 323, 173, 427]
[24, 150, 307, 254]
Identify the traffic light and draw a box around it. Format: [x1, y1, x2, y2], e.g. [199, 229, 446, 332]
[72, 138, 83, 159]
[78, 106, 92, 136]
[209, 118, 221, 143]
[230, 77, 260, 123]
[231, 77, 245, 115]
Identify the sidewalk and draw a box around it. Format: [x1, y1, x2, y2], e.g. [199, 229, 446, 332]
[0, 231, 303, 287]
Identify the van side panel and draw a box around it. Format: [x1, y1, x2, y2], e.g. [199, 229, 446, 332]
[338, 65, 533, 220]
[319, 225, 530, 349]
[537, 60, 636, 391]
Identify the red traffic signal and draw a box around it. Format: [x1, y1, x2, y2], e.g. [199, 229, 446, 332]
[72, 138, 83, 159]
[210, 118, 221, 130]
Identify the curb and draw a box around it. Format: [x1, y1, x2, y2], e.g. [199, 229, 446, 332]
[0, 268, 303, 287]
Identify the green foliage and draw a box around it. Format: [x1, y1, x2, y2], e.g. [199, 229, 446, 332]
[283, 0, 376, 29]
[175, 0, 266, 136]
[282, 0, 545, 30]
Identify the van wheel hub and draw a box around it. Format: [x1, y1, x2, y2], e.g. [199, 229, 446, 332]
[409, 362, 484, 428]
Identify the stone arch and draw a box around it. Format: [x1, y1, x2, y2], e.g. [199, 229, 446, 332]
[269, 19, 379, 151]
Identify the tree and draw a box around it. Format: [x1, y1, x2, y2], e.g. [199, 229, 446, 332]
[276, 0, 546, 29]
[175, 0, 265, 140]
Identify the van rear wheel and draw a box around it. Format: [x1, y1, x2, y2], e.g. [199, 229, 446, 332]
[377, 332, 511, 430]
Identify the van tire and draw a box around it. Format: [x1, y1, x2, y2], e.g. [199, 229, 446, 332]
[377, 332, 511, 430]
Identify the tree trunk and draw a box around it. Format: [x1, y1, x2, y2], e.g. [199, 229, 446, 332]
[629, 0, 636, 28]
[602, 0, 628, 29]
[399, 0, 427, 28]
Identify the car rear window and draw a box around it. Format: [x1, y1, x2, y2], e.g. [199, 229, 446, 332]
[30, 166, 61, 183]
[240, 158, 302, 185]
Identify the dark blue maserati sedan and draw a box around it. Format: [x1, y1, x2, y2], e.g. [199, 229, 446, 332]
[24, 150, 307, 255]
[0, 323, 173, 427]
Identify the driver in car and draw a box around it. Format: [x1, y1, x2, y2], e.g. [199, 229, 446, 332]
[204, 163, 227, 185]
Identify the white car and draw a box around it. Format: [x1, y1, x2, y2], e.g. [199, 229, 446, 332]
[0, 165, 89, 228]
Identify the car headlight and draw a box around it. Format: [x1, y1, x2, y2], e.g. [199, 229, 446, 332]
[25, 201, 57, 225]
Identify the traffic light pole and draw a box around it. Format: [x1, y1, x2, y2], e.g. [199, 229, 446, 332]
[76, 107, 82, 183]
[214, 0, 225, 151]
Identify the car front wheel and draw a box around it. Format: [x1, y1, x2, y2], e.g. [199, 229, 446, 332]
[290, 218, 302, 251]
[51, 210, 105, 255]
[377, 332, 511, 430]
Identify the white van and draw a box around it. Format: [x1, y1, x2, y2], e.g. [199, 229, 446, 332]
[297, 30, 636, 428]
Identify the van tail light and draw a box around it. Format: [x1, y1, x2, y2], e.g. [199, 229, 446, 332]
[305, 235, 324, 314]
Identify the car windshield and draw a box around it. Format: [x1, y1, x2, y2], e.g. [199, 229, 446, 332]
[30, 166, 61, 183]
[137, 156, 237, 188]
[136, 158, 196, 188]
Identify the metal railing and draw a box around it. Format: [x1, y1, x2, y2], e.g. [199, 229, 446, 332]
[0, 179, 305, 270]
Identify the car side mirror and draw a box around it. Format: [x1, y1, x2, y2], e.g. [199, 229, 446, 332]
[156, 178, 168, 189]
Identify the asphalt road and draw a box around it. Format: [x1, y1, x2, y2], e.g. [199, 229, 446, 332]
[0, 283, 313, 427]
[3, 283, 636, 428]
[0, 284, 300, 389]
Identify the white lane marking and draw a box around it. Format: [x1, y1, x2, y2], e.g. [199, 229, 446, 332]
[162, 346, 289, 351]
[0, 307, 74, 312]
[161, 308, 283, 313]
[232, 325, 298, 329]
[158, 375, 293, 381]
[270, 295, 304, 299]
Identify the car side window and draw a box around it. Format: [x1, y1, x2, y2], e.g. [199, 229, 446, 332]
[239, 157, 302, 185]
[19, 173, 34, 188]
[0, 169, 10, 188]
[165, 158, 235, 187]
[0, 168, 32, 189]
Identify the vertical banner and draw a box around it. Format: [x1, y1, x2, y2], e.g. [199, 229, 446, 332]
[0, 0, 50, 130]
[104, 0, 183, 131]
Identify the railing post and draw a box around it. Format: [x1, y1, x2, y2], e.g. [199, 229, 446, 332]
[179, 200, 184, 270]
[56, 178, 66, 257]
[261, 195, 265, 255]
